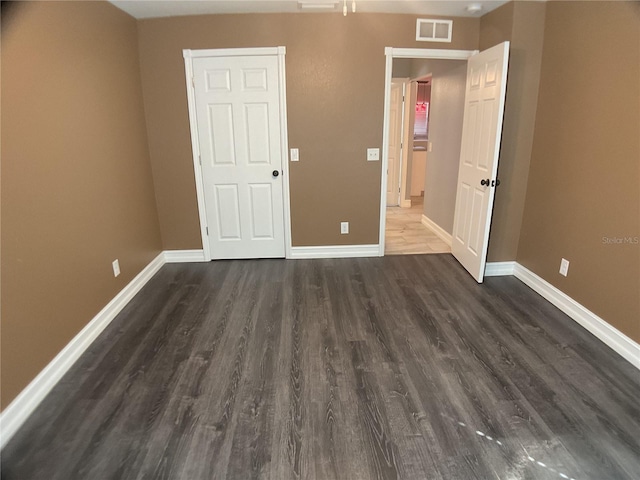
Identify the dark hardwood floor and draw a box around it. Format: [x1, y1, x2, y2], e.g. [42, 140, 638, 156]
[3, 254, 640, 479]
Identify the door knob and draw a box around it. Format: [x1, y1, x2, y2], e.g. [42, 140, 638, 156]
[480, 179, 490, 186]
[272, 170, 279, 177]
[492, 179, 501, 187]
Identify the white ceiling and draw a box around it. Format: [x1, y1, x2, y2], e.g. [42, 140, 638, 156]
[109, 0, 510, 20]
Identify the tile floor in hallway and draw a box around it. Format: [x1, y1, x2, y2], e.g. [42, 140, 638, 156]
[385, 197, 451, 255]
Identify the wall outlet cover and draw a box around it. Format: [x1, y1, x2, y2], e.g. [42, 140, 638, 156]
[340, 222, 349, 234]
[367, 148, 380, 161]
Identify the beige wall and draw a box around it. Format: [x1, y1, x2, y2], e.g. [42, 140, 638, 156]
[392, 58, 412, 78]
[480, 1, 546, 262]
[136, 13, 480, 248]
[1, 1, 163, 407]
[478, 0, 514, 51]
[414, 60, 467, 233]
[517, 1, 640, 342]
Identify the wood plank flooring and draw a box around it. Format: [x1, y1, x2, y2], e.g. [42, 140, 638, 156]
[2, 254, 640, 479]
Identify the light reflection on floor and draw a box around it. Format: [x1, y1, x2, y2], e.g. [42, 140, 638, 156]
[444, 414, 579, 480]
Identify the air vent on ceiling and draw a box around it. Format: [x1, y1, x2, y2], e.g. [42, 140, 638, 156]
[416, 19, 453, 43]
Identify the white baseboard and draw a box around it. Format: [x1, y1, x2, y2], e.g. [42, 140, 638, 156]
[164, 249, 206, 263]
[289, 244, 379, 259]
[400, 199, 412, 208]
[485, 261, 516, 276]
[513, 263, 640, 370]
[0, 252, 166, 449]
[421, 215, 452, 246]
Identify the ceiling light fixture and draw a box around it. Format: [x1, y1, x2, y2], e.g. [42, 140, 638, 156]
[466, 3, 483, 14]
[298, 0, 339, 10]
[342, 0, 356, 16]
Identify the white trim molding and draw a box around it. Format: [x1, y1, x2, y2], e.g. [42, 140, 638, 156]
[164, 249, 207, 263]
[277, 48, 293, 259]
[512, 263, 640, 370]
[484, 261, 516, 277]
[183, 52, 212, 261]
[183, 46, 285, 58]
[421, 215, 452, 246]
[0, 252, 166, 449]
[386, 47, 478, 59]
[290, 244, 379, 259]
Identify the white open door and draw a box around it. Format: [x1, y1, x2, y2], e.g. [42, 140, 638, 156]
[387, 80, 404, 206]
[189, 51, 287, 259]
[452, 42, 510, 282]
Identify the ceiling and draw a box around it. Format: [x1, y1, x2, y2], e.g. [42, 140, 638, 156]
[109, 0, 510, 20]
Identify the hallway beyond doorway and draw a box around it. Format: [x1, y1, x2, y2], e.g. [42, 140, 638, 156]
[385, 197, 451, 255]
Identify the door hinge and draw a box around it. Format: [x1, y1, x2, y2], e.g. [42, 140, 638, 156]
[206, 226, 209, 235]
[198, 154, 202, 166]
[398, 188, 401, 193]
[192, 76, 195, 88]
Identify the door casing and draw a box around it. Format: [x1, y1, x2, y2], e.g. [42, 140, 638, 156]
[183, 47, 292, 261]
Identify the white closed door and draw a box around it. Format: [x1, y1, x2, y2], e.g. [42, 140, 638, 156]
[387, 81, 404, 206]
[452, 42, 510, 282]
[193, 54, 285, 259]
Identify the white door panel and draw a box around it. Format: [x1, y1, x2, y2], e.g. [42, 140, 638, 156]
[215, 185, 241, 239]
[208, 104, 235, 165]
[452, 42, 509, 282]
[248, 183, 275, 238]
[193, 55, 285, 259]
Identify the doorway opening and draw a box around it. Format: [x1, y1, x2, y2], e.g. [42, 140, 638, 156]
[379, 44, 510, 283]
[382, 50, 471, 256]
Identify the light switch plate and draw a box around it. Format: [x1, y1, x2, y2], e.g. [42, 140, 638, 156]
[367, 148, 380, 161]
[340, 222, 349, 234]
[559, 258, 569, 276]
[290, 148, 299, 162]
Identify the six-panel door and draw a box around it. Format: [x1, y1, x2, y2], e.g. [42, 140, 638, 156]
[193, 55, 285, 259]
[451, 42, 510, 282]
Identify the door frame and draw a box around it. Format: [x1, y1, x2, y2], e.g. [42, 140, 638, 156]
[183, 47, 292, 261]
[378, 47, 477, 256]
[388, 78, 406, 207]
[399, 78, 414, 209]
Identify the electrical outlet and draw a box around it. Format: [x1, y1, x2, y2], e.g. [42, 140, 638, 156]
[367, 148, 380, 161]
[112, 259, 120, 277]
[341, 222, 349, 234]
[559, 258, 569, 277]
